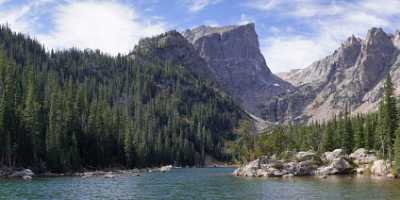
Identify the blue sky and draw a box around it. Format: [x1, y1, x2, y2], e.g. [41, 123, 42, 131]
[0, 0, 400, 73]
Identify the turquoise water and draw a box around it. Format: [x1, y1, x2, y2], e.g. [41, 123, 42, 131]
[1, 168, 400, 200]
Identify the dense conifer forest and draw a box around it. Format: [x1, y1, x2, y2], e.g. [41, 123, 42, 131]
[0, 26, 245, 172]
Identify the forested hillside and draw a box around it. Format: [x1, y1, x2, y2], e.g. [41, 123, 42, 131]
[0, 26, 245, 172]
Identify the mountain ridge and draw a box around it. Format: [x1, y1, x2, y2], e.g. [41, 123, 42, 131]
[182, 23, 294, 119]
[274, 27, 400, 123]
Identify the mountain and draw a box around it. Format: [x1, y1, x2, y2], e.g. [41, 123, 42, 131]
[183, 23, 294, 118]
[275, 27, 400, 123]
[131, 30, 216, 82]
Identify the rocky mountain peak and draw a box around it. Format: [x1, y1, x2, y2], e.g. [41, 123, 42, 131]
[356, 28, 397, 91]
[363, 28, 395, 57]
[392, 30, 400, 49]
[183, 23, 293, 118]
[365, 27, 391, 46]
[343, 35, 362, 47]
[273, 27, 400, 124]
[132, 30, 215, 81]
[333, 35, 363, 70]
[184, 23, 257, 45]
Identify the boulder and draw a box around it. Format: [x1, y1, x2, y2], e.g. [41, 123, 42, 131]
[317, 157, 353, 176]
[296, 151, 319, 162]
[294, 160, 318, 176]
[254, 168, 286, 177]
[350, 148, 377, 164]
[282, 173, 294, 178]
[259, 157, 284, 169]
[233, 159, 259, 177]
[371, 160, 391, 176]
[331, 157, 353, 172]
[104, 173, 115, 178]
[9, 169, 34, 178]
[255, 169, 268, 177]
[282, 161, 297, 174]
[317, 166, 338, 176]
[160, 165, 173, 172]
[321, 149, 346, 163]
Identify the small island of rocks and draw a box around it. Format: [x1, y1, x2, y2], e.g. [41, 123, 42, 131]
[233, 148, 395, 179]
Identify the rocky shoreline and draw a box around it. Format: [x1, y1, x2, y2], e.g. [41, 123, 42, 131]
[0, 165, 176, 180]
[233, 148, 396, 179]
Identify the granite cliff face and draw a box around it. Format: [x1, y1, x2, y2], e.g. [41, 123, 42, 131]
[183, 23, 294, 118]
[275, 28, 400, 123]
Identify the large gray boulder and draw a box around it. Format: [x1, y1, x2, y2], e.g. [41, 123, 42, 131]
[296, 151, 319, 162]
[9, 169, 34, 178]
[321, 149, 346, 163]
[317, 157, 353, 176]
[370, 160, 392, 177]
[294, 160, 318, 176]
[233, 159, 260, 177]
[350, 148, 377, 165]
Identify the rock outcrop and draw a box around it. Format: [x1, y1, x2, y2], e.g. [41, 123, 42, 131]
[316, 149, 354, 176]
[233, 151, 320, 177]
[0, 168, 34, 180]
[183, 23, 294, 118]
[370, 160, 392, 177]
[233, 148, 394, 178]
[349, 148, 377, 165]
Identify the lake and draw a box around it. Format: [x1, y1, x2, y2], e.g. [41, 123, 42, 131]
[1, 168, 400, 200]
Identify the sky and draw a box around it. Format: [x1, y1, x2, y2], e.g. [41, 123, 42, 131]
[0, 0, 400, 73]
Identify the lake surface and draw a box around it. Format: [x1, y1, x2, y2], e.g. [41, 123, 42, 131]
[1, 168, 400, 200]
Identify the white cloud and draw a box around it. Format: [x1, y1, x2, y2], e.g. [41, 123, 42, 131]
[186, 0, 222, 12]
[262, 36, 333, 73]
[248, 0, 400, 73]
[245, 0, 282, 11]
[0, 0, 166, 55]
[0, 0, 53, 33]
[38, 0, 166, 55]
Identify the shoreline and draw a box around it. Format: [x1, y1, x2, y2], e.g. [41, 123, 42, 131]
[0, 164, 239, 180]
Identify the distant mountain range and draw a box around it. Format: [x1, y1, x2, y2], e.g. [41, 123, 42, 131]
[275, 27, 400, 123]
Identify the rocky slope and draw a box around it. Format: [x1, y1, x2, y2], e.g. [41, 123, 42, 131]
[274, 28, 400, 123]
[183, 23, 294, 118]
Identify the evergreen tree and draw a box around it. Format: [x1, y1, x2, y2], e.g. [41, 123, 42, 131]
[321, 123, 334, 152]
[394, 128, 400, 175]
[378, 74, 397, 159]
